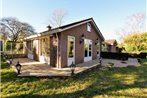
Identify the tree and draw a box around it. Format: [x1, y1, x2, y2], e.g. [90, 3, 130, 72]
[0, 17, 35, 43]
[116, 12, 146, 41]
[49, 9, 68, 28]
[124, 32, 147, 53]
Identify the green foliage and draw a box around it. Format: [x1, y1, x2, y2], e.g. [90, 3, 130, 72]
[1, 59, 147, 97]
[124, 32, 147, 53]
[5, 41, 11, 51]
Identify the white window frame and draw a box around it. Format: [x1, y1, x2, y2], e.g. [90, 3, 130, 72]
[84, 39, 92, 62]
[87, 23, 91, 32]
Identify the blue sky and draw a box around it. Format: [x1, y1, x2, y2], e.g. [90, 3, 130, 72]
[1, 0, 146, 40]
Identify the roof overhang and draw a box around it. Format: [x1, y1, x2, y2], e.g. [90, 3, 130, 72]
[25, 18, 105, 41]
[51, 19, 105, 41]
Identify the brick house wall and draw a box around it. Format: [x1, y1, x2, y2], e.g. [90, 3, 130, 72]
[58, 22, 102, 67]
[25, 18, 104, 68]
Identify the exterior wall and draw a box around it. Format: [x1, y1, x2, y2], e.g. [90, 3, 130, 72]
[106, 44, 117, 52]
[59, 22, 102, 67]
[111, 45, 116, 52]
[50, 34, 58, 67]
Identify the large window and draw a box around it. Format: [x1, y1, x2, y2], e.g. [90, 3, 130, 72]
[40, 38, 49, 56]
[27, 40, 33, 53]
[84, 39, 92, 57]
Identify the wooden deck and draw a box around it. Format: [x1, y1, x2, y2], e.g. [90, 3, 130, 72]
[10, 58, 100, 77]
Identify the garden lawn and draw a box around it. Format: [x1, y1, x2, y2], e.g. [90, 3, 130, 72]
[1, 59, 147, 98]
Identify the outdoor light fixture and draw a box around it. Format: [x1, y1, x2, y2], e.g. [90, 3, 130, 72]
[80, 34, 85, 44]
[15, 61, 22, 75]
[99, 57, 102, 66]
[95, 38, 99, 45]
[70, 62, 76, 76]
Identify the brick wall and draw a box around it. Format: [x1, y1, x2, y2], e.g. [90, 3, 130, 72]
[59, 22, 102, 67]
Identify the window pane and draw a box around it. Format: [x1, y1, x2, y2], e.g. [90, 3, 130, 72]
[40, 38, 49, 56]
[89, 51, 91, 56]
[89, 44, 91, 50]
[84, 44, 88, 57]
[89, 44, 92, 56]
[87, 23, 91, 32]
[68, 41, 74, 58]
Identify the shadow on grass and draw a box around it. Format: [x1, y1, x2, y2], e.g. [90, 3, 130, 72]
[9, 80, 147, 98]
[2, 59, 147, 98]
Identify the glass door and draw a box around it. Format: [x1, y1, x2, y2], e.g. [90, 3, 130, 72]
[67, 36, 75, 66]
[84, 39, 92, 62]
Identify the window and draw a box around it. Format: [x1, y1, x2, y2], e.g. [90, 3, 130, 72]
[84, 44, 88, 57]
[68, 41, 74, 58]
[89, 44, 92, 56]
[27, 40, 33, 53]
[84, 39, 92, 57]
[87, 23, 91, 32]
[40, 38, 49, 56]
[68, 36, 75, 58]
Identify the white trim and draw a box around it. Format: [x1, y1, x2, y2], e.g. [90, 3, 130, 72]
[25, 34, 42, 40]
[84, 39, 92, 62]
[87, 23, 91, 32]
[39, 56, 50, 64]
[28, 53, 34, 59]
[61, 20, 92, 31]
[67, 36, 75, 66]
[25, 18, 104, 41]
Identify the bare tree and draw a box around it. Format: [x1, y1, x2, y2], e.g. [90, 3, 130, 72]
[116, 12, 146, 41]
[0, 17, 35, 43]
[49, 9, 68, 28]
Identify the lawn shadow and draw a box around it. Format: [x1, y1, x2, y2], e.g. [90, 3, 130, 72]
[2, 59, 147, 98]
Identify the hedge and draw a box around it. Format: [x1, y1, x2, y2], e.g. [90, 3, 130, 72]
[101, 52, 147, 60]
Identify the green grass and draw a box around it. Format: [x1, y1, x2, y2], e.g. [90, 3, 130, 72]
[1, 59, 147, 98]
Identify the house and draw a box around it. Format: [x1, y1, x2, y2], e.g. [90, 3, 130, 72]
[102, 39, 118, 52]
[24, 18, 104, 68]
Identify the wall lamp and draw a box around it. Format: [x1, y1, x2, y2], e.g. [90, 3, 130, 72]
[80, 34, 85, 44]
[95, 38, 99, 45]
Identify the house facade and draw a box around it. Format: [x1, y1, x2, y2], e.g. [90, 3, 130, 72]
[102, 39, 118, 52]
[24, 18, 104, 68]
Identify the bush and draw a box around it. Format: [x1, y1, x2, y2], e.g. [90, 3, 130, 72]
[139, 52, 147, 59]
[101, 52, 128, 60]
[101, 52, 147, 60]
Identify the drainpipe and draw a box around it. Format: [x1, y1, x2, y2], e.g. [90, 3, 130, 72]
[56, 33, 59, 69]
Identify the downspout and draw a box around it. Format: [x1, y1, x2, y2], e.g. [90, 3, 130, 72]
[56, 33, 59, 68]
